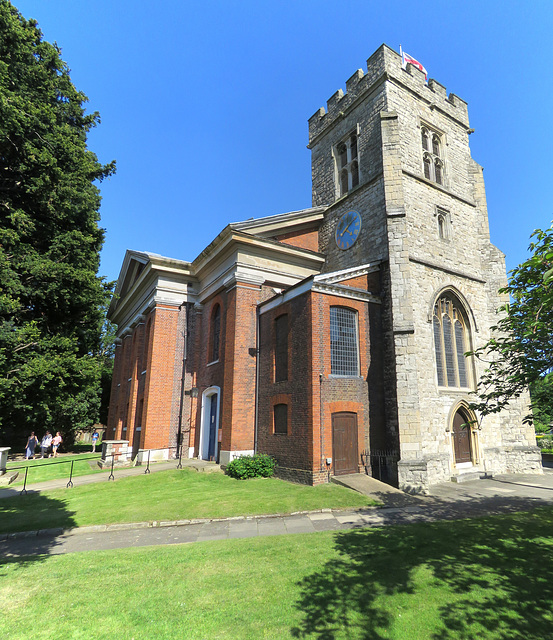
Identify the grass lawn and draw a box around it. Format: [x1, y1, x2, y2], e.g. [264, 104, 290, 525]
[1, 507, 553, 639]
[6, 453, 104, 486]
[0, 468, 374, 534]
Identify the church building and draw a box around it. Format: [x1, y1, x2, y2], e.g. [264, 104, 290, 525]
[106, 45, 541, 492]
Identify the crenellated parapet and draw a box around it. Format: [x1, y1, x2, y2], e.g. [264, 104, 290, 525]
[308, 44, 470, 145]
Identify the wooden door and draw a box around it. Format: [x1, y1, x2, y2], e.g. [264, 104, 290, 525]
[332, 412, 358, 475]
[452, 409, 472, 463]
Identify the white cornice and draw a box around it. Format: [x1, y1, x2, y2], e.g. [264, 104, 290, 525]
[314, 262, 381, 285]
[259, 278, 381, 315]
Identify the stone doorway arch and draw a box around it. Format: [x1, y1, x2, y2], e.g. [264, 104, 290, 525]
[450, 403, 478, 466]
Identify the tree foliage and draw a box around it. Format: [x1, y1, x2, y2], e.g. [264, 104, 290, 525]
[0, 1, 115, 444]
[470, 225, 553, 422]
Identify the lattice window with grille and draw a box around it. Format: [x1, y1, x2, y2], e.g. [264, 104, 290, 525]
[330, 307, 359, 376]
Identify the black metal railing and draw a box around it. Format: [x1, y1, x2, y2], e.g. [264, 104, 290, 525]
[5, 445, 186, 495]
[361, 449, 399, 485]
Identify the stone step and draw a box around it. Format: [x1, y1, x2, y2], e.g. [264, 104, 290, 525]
[0, 471, 19, 486]
[451, 471, 487, 484]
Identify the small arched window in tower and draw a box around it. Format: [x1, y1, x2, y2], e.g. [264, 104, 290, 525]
[338, 142, 348, 169]
[423, 155, 432, 180]
[435, 159, 443, 185]
[421, 128, 429, 151]
[421, 125, 444, 185]
[210, 304, 221, 363]
[436, 207, 451, 240]
[432, 134, 440, 157]
[433, 296, 471, 389]
[340, 169, 349, 196]
[335, 131, 360, 197]
[351, 160, 359, 188]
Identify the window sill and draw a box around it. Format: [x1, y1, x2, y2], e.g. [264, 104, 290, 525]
[329, 374, 363, 379]
[335, 181, 363, 203]
[207, 359, 220, 367]
[437, 386, 474, 394]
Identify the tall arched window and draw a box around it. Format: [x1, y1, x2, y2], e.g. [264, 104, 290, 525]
[210, 304, 221, 362]
[433, 295, 470, 388]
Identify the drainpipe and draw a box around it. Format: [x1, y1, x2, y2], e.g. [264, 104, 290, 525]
[319, 372, 325, 478]
[254, 305, 260, 454]
[176, 301, 189, 458]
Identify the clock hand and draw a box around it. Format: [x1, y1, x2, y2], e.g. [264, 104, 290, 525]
[340, 220, 353, 237]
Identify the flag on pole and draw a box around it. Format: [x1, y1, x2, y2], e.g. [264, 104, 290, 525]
[401, 50, 427, 80]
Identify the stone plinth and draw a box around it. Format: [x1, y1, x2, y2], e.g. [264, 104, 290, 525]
[0, 447, 10, 475]
[100, 440, 130, 468]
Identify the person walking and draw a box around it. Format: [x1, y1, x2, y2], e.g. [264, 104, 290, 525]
[40, 431, 52, 458]
[25, 432, 38, 459]
[91, 429, 99, 452]
[51, 432, 63, 457]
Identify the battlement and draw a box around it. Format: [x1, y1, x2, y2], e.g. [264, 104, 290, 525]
[308, 44, 470, 145]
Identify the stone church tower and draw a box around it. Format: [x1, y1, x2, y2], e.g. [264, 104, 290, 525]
[308, 44, 540, 490]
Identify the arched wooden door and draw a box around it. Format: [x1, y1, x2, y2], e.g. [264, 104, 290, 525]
[452, 408, 472, 464]
[332, 412, 358, 475]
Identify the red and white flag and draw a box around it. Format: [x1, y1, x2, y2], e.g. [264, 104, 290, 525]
[401, 50, 427, 80]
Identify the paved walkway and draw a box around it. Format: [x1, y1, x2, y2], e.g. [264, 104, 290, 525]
[2, 466, 553, 558]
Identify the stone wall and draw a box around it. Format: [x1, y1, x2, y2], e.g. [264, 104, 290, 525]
[309, 44, 541, 491]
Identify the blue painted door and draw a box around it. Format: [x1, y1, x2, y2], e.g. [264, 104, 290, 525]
[208, 394, 218, 460]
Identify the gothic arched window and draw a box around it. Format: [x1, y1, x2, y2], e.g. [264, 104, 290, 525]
[433, 296, 470, 388]
[336, 132, 360, 197]
[421, 126, 444, 185]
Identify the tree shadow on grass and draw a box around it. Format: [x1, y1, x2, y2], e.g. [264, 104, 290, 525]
[0, 492, 77, 564]
[292, 498, 553, 640]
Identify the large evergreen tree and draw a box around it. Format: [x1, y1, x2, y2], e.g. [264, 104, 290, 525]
[0, 1, 115, 445]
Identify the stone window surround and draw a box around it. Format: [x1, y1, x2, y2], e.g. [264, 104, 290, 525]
[432, 294, 473, 390]
[435, 206, 452, 241]
[333, 125, 360, 198]
[421, 122, 445, 186]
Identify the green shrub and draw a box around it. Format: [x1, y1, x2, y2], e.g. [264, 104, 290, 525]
[537, 437, 553, 451]
[225, 453, 276, 480]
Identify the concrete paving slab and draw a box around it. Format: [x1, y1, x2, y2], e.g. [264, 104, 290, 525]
[228, 520, 259, 539]
[311, 519, 344, 532]
[308, 512, 336, 521]
[335, 514, 363, 524]
[257, 519, 287, 537]
[283, 516, 316, 533]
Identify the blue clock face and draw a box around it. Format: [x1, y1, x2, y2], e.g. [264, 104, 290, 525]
[335, 210, 362, 250]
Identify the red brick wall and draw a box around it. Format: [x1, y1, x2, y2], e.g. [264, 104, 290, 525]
[257, 290, 372, 484]
[141, 304, 180, 450]
[274, 228, 319, 252]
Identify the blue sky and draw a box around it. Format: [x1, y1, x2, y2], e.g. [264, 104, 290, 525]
[13, 0, 553, 283]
